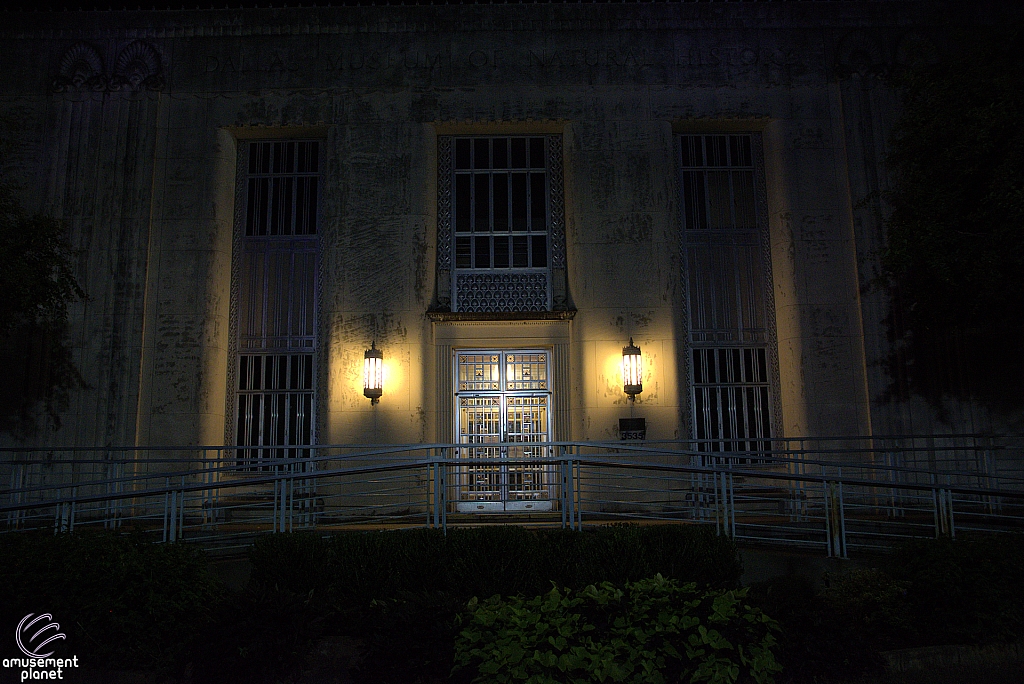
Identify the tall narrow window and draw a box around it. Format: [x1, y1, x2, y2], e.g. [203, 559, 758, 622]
[437, 135, 566, 313]
[680, 134, 779, 455]
[232, 140, 319, 469]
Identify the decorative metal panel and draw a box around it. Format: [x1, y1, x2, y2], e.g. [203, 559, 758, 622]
[235, 353, 314, 469]
[455, 272, 548, 312]
[505, 352, 548, 391]
[454, 349, 552, 504]
[548, 135, 566, 269]
[238, 241, 317, 351]
[437, 137, 453, 273]
[457, 353, 501, 391]
[504, 394, 549, 499]
[752, 132, 783, 441]
[457, 395, 502, 500]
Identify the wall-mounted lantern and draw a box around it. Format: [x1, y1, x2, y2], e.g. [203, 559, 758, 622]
[363, 341, 383, 405]
[622, 337, 643, 400]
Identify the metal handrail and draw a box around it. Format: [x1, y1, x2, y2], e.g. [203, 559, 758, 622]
[3, 439, 1022, 557]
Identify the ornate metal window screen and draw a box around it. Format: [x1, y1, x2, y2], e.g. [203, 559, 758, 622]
[437, 135, 566, 312]
[230, 141, 319, 469]
[680, 134, 780, 454]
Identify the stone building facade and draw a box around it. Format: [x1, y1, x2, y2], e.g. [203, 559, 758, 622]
[0, 1, 998, 462]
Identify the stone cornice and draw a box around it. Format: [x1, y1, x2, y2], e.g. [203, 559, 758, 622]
[426, 310, 576, 323]
[0, 2, 935, 40]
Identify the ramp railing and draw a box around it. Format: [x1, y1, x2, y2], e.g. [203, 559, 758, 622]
[2, 437, 1021, 556]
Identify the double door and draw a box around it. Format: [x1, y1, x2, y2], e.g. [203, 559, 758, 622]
[455, 350, 553, 512]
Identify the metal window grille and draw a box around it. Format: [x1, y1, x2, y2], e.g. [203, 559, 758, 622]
[447, 136, 555, 312]
[232, 141, 319, 470]
[692, 348, 772, 454]
[680, 134, 778, 455]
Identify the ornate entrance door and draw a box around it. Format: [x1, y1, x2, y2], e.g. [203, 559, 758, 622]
[455, 350, 553, 512]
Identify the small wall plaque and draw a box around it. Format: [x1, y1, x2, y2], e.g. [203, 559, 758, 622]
[619, 418, 646, 441]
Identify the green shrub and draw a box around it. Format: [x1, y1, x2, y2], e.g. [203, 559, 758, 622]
[453, 575, 781, 684]
[746, 571, 906, 683]
[885, 533, 1024, 645]
[355, 590, 468, 684]
[0, 530, 220, 673]
[246, 524, 740, 683]
[190, 582, 332, 684]
[819, 568, 912, 647]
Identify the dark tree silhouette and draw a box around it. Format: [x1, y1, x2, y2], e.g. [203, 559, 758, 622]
[882, 19, 1024, 412]
[0, 172, 87, 439]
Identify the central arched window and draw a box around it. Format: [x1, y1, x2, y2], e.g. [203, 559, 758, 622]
[436, 134, 566, 313]
[453, 137, 550, 272]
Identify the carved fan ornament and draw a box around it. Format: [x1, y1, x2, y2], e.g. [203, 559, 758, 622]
[52, 40, 164, 92]
[111, 40, 164, 91]
[835, 31, 886, 79]
[52, 43, 104, 92]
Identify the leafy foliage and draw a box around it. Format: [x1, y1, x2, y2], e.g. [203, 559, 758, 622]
[0, 135, 86, 438]
[244, 525, 740, 683]
[881, 19, 1024, 408]
[747, 535, 1024, 683]
[453, 575, 781, 684]
[818, 568, 911, 646]
[0, 185, 85, 335]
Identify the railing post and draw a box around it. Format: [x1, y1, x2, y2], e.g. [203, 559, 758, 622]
[983, 445, 998, 514]
[572, 456, 581, 530]
[886, 451, 905, 518]
[713, 459, 735, 538]
[933, 474, 955, 539]
[54, 490, 70, 535]
[168, 490, 178, 543]
[560, 447, 580, 531]
[426, 450, 432, 528]
[178, 476, 186, 539]
[824, 475, 847, 559]
[305, 446, 319, 528]
[439, 448, 448, 533]
[202, 456, 214, 528]
[163, 477, 170, 543]
[695, 453, 710, 523]
[103, 458, 123, 530]
[7, 463, 25, 530]
[560, 447, 570, 529]
[287, 463, 295, 533]
[428, 448, 448, 532]
[274, 462, 292, 534]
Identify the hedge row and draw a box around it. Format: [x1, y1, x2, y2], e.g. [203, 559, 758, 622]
[0, 530, 219, 673]
[248, 524, 742, 603]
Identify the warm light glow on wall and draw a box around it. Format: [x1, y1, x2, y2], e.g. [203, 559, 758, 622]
[622, 337, 643, 399]
[363, 341, 383, 404]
